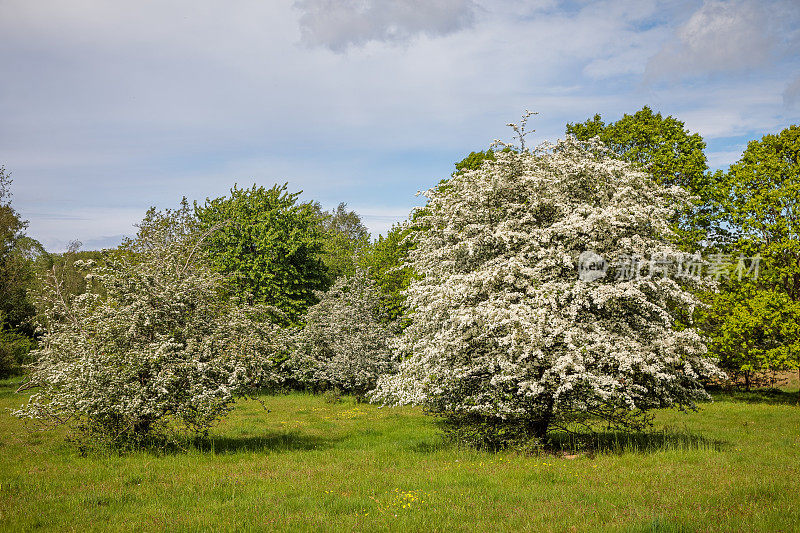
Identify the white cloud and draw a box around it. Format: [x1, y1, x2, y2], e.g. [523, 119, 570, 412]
[645, 0, 779, 81]
[294, 0, 477, 52]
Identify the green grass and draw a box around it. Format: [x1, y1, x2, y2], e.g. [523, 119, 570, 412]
[1, 379, 798, 532]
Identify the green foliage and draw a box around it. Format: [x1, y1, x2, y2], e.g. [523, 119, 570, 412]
[566, 107, 708, 191]
[567, 107, 713, 249]
[453, 150, 496, 173]
[360, 223, 416, 327]
[0, 167, 37, 336]
[195, 184, 328, 325]
[0, 168, 41, 373]
[0, 318, 36, 377]
[722, 125, 800, 298]
[701, 285, 800, 389]
[318, 202, 369, 282]
[704, 125, 800, 385]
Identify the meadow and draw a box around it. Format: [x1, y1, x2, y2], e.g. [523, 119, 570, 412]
[0, 378, 798, 532]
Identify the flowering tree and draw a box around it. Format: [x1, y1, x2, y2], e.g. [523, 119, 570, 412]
[292, 268, 396, 396]
[372, 132, 721, 441]
[15, 201, 287, 445]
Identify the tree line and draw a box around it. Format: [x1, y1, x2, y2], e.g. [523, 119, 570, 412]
[2, 107, 798, 448]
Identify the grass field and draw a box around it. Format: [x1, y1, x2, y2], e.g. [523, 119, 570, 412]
[0, 378, 798, 532]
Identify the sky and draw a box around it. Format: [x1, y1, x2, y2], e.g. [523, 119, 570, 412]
[1, 0, 798, 252]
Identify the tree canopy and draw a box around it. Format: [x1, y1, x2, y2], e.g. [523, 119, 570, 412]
[318, 202, 370, 282]
[373, 135, 720, 441]
[702, 125, 800, 389]
[195, 184, 328, 325]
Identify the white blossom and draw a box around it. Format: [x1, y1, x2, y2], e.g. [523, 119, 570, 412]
[14, 202, 287, 444]
[291, 268, 396, 395]
[371, 136, 722, 434]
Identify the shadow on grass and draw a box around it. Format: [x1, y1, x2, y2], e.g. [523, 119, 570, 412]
[548, 426, 726, 455]
[709, 387, 799, 406]
[188, 430, 341, 455]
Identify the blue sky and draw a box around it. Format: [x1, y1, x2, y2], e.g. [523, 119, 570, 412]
[1, 0, 798, 251]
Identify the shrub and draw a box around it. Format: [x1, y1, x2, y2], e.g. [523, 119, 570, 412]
[291, 269, 396, 396]
[14, 201, 287, 447]
[0, 325, 35, 378]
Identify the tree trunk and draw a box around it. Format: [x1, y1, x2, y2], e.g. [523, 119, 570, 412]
[528, 406, 553, 440]
[528, 417, 550, 439]
[744, 370, 751, 392]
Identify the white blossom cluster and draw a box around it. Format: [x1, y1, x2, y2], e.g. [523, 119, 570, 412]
[291, 268, 396, 396]
[14, 203, 287, 443]
[371, 136, 722, 432]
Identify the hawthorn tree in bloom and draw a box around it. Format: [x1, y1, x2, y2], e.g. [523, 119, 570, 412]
[291, 268, 396, 396]
[372, 132, 721, 440]
[15, 201, 287, 445]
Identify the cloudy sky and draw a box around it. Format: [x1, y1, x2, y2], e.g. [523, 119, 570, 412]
[1, 0, 798, 251]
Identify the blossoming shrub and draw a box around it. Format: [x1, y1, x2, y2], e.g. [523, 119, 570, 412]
[372, 135, 721, 446]
[14, 202, 286, 446]
[292, 269, 396, 397]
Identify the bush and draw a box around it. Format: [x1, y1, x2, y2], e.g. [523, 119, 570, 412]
[0, 327, 35, 378]
[291, 269, 396, 396]
[438, 413, 545, 453]
[14, 201, 287, 447]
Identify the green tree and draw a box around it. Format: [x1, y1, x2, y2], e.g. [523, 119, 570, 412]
[702, 284, 800, 390]
[318, 202, 369, 282]
[360, 223, 416, 328]
[195, 184, 327, 325]
[707, 125, 800, 391]
[566, 107, 708, 190]
[0, 167, 43, 375]
[0, 167, 36, 335]
[567, 107, 714, 248]
[454, 150, 496, 173]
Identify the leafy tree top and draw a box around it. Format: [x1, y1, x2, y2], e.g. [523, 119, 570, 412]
[195, 184, 327, 325]
[566, 106, 708, 192]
